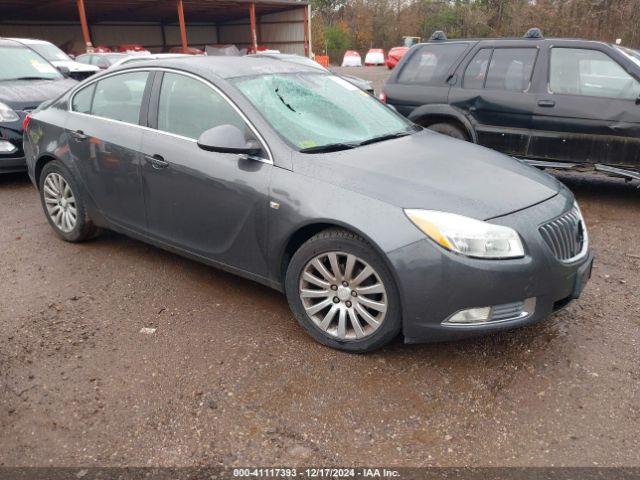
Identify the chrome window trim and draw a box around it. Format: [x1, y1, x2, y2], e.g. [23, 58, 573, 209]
[68, 67, 274, 164]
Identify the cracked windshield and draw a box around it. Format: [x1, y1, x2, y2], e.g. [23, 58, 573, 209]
[233, 72, 414, 152]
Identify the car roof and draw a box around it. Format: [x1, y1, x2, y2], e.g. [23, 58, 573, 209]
[418, 37, 614, 48]
[112, 55, 324, 79]
[0, 37, 32, 47]
[6, 37, 52, 45]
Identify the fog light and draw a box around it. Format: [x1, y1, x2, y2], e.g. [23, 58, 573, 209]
[447, 307, 491, 324]
[0, 140, 17, 154]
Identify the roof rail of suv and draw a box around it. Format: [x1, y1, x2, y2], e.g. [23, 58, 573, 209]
[429, 30, 448, 41]
[524, 28, 544, 39]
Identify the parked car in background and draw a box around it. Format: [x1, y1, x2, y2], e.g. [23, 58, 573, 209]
[169, 46, 205, 55]
[341, 50, 362, 67]
[23, 56, 592, 352]
[386, 46, 408, 69]
[364, 48, 385, 66]
[254, 52, 374, 94]
[0, 38, 76, 173]
[116, 44, 150, 54]
[9, 38, 99, 80]
[76, 52, 131, 70]
[381, 29, 640, 181]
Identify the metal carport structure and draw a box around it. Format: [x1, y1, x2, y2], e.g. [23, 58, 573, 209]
[0, 0, 311, 56]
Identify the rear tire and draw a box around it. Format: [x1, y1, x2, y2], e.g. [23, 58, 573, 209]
[427, 122, 469, 141]
[285, 228, 401, 353]
[39, 160, 98, 242]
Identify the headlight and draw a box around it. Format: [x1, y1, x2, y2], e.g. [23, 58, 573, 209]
[404, 209, 525, 259]
[0, 102, 19, 122]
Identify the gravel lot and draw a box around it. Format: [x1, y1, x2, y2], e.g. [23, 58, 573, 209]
[1, 67, 639, 467]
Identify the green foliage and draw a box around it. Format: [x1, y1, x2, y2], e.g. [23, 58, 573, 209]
[324, 23, 351, 62]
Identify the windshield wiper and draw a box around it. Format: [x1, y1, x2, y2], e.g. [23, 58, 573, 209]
[8, 76, 55, 81]
[299, 142, 357, 153]
[358, 130, 413, 146]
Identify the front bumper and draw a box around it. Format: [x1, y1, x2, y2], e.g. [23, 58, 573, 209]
[1, 118, 27, 174]
[388, 193, 594, 343]
[0, 121, 27, 174]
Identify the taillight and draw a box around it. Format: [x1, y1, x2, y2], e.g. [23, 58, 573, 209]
[22, 113, 32, 132]
[378, 92, 387, 104]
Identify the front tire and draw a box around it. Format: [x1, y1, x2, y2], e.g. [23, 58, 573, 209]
[39, 160, 98, 242]
[285, 229, 401, 353]
[427, 122, 469, 141]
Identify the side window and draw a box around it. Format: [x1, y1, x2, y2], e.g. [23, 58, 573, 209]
[157, 72, 249, 140]
[463, 48, 492, 89]
[76, 54, 90, 64]
[550, 48, 640, 100]
[397, 43, 468, 85]
[485, 48, 537, 92]
[91, 71, 149, 124]
[71, 83, 95, 114]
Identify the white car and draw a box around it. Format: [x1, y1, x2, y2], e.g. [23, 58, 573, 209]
[9, 38, 99, 80]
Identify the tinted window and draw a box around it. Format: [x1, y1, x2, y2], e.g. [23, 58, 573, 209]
[71, 83, 95, 114]
[550, 48, 640, 100]
[463, 48, 492, 89]
[91, 71, 149, 124]
[397, 43, 468, 85]
[157, 73, 247, 139]
[485, 48, 537, 92]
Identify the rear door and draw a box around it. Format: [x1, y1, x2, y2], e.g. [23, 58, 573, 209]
[384, 42, 470, 116]
[66, 70, 152, 230]
[448, 44, 539, 156]
[529, 43, 640, 167]
[139, 70, 272, 275]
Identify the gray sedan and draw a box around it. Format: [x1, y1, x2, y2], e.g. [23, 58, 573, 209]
[23, 56, 593, 352]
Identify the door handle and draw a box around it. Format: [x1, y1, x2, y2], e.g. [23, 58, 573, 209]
[70, 130, 88, 141]
[145, 154, 169, 170]
[538, 99, 556, 108]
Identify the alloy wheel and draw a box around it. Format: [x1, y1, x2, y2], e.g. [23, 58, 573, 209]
[43, 172, 77, 233]
[299, 251, 387, 340]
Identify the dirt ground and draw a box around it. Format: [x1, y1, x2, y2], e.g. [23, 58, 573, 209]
[1, 67, 639, 468]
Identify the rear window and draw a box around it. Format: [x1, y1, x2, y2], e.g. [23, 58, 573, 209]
[397, 43, 468, 86]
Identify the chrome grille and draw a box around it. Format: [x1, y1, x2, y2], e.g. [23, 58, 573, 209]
[539, 208, 586, 262]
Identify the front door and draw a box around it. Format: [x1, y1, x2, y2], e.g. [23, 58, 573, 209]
[140, 71, 272, 276]
[449, 46, 539, 156]
[66, 70, 152, 230]
[528, 46, 640, 167]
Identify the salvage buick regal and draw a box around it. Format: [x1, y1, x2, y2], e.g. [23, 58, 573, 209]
[23, 56, 593, 352]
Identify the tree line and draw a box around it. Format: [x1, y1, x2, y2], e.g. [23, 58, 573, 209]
[310, 0, 640, 63]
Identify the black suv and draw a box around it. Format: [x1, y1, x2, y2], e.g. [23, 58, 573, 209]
[381, 30, 640, 180]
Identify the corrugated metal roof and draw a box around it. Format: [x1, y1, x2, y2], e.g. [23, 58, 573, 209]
[0, 0, 308, 23]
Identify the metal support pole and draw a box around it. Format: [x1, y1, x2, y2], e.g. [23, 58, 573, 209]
[177, 0, 188, 51]
[76, 0, 93, 50]
[249, 2, 258, 52]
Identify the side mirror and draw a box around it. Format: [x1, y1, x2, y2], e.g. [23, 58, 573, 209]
[197, 124, 262, 155]
[57, 66, 71, 78]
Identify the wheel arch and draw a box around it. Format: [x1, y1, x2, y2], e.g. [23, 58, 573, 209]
[278, 220, 402, 295]
[34, 153, 61, 188]
[409, 104, 478, 143]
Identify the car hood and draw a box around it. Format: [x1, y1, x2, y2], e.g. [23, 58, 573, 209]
[293, 129, 561, 220]
[51, 60, 100, 72]
[0, 78, 77, 111]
